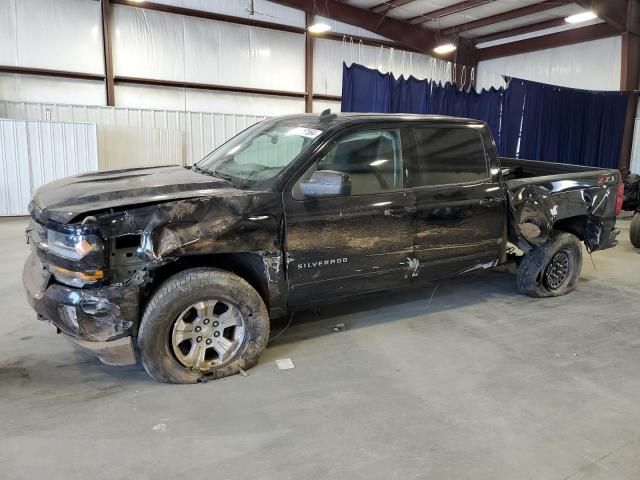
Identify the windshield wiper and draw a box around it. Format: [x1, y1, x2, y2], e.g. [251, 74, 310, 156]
[192, 165, 235, 184]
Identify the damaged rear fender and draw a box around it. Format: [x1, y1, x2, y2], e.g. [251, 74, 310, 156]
[507, 183, 613, 251]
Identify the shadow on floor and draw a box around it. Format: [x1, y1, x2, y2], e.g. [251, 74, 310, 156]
[269, 270, 523, 347]
[0, 270, 522, 389]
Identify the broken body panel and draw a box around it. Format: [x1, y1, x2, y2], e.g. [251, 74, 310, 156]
[22, 114, 621, 365]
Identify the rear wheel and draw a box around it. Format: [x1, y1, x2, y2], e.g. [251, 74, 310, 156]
[631, 212, 640, 248]
[138, 268, 269, 384]
[517, 232, 582, 298]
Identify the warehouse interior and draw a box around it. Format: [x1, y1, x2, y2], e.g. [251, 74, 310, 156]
[1, 0, 640, 478]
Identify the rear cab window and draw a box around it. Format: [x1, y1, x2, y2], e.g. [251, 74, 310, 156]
[412, 125, 489, 187]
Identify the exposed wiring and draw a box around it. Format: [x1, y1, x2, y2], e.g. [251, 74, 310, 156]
[588, 250, 598, 272]
[268, 311, 295, 344]
[428, 284, 439, 305]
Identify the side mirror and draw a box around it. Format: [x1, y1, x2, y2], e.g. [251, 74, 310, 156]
[300, 170, 352, 198]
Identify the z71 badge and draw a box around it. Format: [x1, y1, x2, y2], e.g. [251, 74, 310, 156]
[297, 258, 348, 269]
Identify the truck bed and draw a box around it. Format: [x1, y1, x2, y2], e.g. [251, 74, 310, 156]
[499, 158, 620, 253]
[500, 157, 617, 187]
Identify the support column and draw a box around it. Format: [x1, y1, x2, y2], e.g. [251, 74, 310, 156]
[619, 31, 640, 173]
[304, 12, 314, 113]
[101, 0, 115, 106]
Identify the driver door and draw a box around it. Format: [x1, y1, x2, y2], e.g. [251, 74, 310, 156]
[284, 126, 416, 308]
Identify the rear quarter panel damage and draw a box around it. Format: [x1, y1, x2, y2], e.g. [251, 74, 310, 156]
[507, 179, 617, 252]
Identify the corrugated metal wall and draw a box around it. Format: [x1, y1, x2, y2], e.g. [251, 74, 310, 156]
[0, 120, 31, 216]
[27, 121, 99, 192]
[0, 119, 98, 216]
[0, 100, 266, 166]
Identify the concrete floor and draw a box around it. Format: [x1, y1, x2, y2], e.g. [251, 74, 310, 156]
[1, 217, 639, 480]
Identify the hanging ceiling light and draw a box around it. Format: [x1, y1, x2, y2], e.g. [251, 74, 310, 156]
[565, 11, 598, 24]
[308, 22, 332, 34]
[433, 43, 457, 55]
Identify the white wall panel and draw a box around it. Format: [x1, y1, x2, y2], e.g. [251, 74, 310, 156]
[27, 121, 98, 191]
[0, 100, 269, 166]
[115, 84, 304, 116]
[113, 5, 305, 92]
[115, 84, 188, 112]
[140, 0, 305, 28]
[112, 5, 186, 81]
[0, 74, 106, 106]
[184, 17, 304, 91]
[185, 89, 303, 116]
[476, 36, 622, 92]
[0, 119, 30, 216]
[0, 0, 18, 66]
[0, 0, 104, 73]
[246, 27, 304, 91]
[313, 100, 341, 113]
[100, 126, 182, 170]
[314, 38, 454, 96]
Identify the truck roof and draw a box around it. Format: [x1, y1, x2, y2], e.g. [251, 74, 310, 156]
[271, 112, 486, 128]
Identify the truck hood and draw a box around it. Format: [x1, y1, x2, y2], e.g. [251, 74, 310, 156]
[32, 165, 244, 224]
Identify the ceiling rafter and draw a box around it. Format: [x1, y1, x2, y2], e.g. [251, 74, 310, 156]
[477, 22, 619, 60]
[370, 0, 416, 15]
[407, 0, 494, 25]
[573, 0, 640, 35]
[270, 0, 443, 55]
[440, 0, 571, 38]
[474, 17, 568, 44]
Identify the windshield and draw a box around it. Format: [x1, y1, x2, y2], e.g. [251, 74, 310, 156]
[196, 121, 325, 188]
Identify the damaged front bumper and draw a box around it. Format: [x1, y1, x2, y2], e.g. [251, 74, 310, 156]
[23, 252, 138, 366]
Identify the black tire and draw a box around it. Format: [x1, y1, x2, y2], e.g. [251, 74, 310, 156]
[631, 212, 640, 248]
[137, 268, 269, 384]
[517, 232, 583, 298]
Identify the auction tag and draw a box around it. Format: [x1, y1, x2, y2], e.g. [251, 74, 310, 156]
[287, 127, 322, 139]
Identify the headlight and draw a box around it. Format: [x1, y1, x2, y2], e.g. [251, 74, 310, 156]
[47, 229, 103, 260]
[50, 265, 104, 288]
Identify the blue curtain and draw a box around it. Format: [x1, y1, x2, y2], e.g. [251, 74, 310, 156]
[341, 63, 630, 169]
[506, 79, 629, 169]
[341, 63, 392, 113]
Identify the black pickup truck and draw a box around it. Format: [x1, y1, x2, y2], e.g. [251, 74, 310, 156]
[23, 112, 623, 383]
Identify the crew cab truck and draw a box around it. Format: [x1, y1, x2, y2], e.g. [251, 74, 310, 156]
[23, 112, 623, 383]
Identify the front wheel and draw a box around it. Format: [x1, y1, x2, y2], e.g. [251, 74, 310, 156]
[517, 232, 583, 298]
[138, 268, 269, 384]
[631, 212, 640, 248]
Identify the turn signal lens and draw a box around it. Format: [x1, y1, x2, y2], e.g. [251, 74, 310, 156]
[50, 265, 104, 288]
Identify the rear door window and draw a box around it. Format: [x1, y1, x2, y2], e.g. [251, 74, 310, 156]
[413, 126, 488, 186]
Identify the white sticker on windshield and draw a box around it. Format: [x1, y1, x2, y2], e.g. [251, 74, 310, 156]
[287, 127, 322, 139]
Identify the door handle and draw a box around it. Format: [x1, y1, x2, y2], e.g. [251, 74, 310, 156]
[384, 206, 415, 217]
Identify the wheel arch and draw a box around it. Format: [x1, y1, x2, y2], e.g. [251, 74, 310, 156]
[552, 215, 589, 242]
[141, 252, 282, 319]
